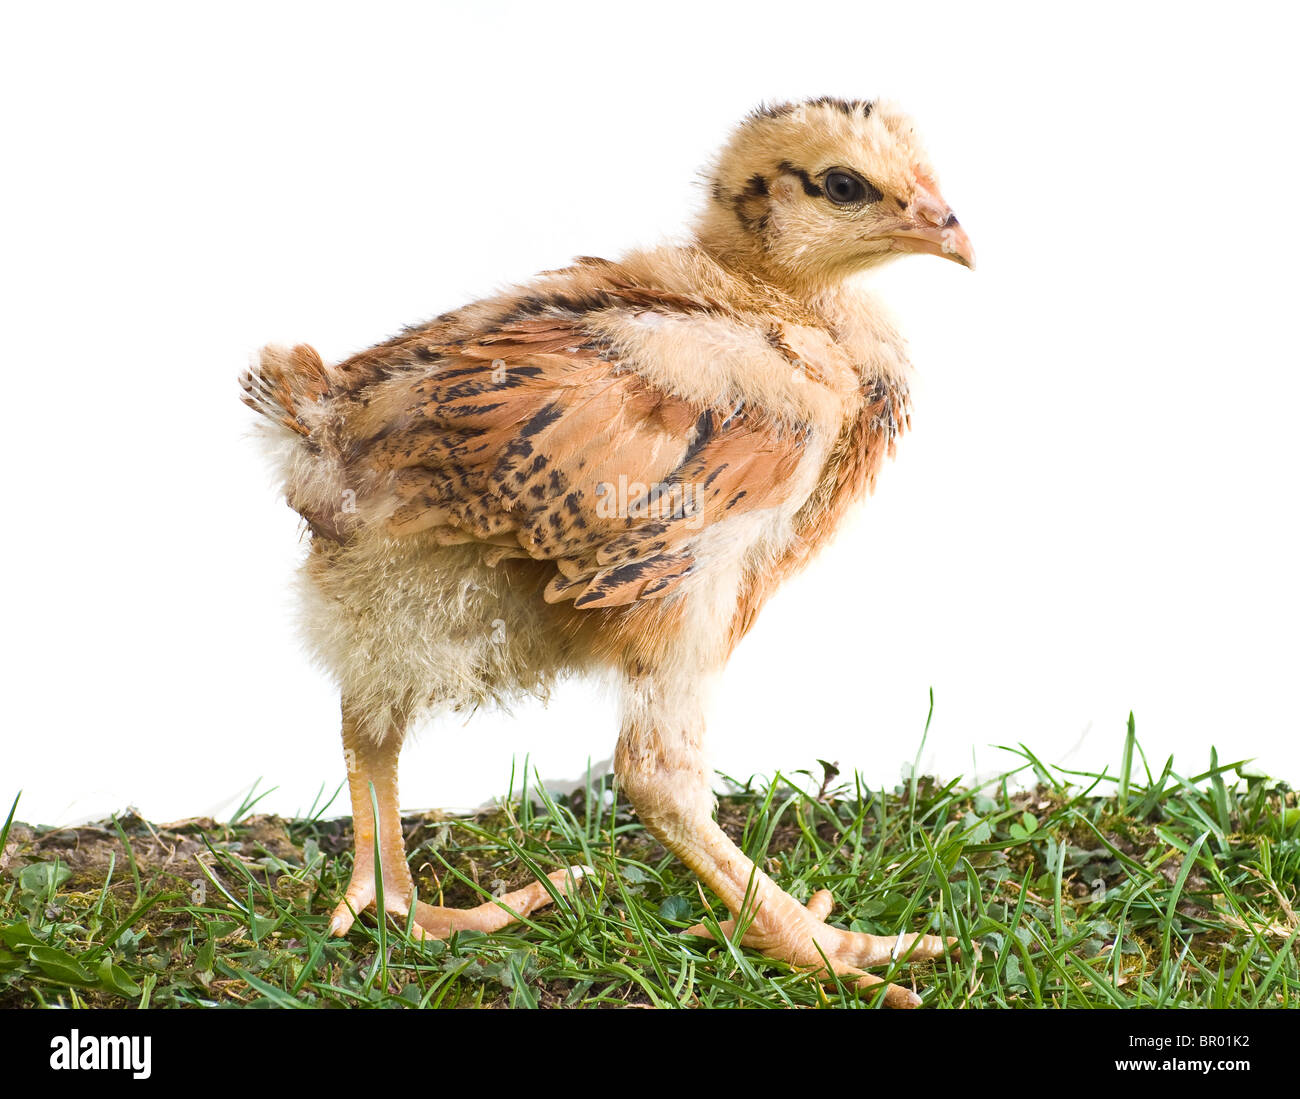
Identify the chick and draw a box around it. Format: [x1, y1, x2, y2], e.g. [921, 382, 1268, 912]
[241, 96, 973, 1007]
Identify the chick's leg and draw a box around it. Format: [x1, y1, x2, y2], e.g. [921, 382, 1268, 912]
[328, 702, 416, 936]
[328, 701, 585, 940]
[615, 676, 954, 1008]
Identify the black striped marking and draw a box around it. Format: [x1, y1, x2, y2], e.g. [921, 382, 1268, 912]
[750, 97, 875, 121]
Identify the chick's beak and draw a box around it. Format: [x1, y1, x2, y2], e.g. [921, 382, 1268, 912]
[890, 186, 975, 269]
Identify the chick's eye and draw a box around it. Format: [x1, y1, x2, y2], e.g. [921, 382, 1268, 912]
[824, 170, 879, 206]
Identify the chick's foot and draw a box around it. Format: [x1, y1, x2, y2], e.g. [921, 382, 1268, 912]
[329, 866, 588, 940]
[686, 888, 958, 1009]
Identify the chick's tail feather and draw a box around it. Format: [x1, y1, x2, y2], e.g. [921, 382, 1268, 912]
[239, 343, 332, 438]
[240, 342, 357, 542]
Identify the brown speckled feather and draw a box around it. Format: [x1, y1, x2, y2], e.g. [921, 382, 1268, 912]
[342, 314, 810, 609]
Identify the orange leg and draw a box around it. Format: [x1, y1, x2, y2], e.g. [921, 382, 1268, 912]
[328, 700, 586, 940]
[615, 675, 957, 1008]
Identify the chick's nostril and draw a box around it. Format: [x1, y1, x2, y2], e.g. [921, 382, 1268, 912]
[913, 197, 949, 228]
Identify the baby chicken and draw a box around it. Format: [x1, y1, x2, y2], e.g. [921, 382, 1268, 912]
[241, 96, 973, 1007]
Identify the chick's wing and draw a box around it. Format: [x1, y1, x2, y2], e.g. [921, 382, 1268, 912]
[347, 314, 812, 608]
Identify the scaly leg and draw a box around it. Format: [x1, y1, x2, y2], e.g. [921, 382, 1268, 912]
[328, 700, 586, 940]
[614, 674, 956, 1008]
[327, 702, 414, 935]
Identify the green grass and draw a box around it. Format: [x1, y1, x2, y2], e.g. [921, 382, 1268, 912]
[2, 719, 1297, 1008]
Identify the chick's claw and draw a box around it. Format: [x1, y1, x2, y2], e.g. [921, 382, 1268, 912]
[329, 865, 590, 940]
[685, 888, 959, 1008]
[408, 866, 590, 940]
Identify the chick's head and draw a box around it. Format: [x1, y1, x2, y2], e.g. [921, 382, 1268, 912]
[697, 97, 973, 293]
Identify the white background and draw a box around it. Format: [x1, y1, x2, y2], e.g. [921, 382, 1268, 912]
[3, 2, 1297, 827]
